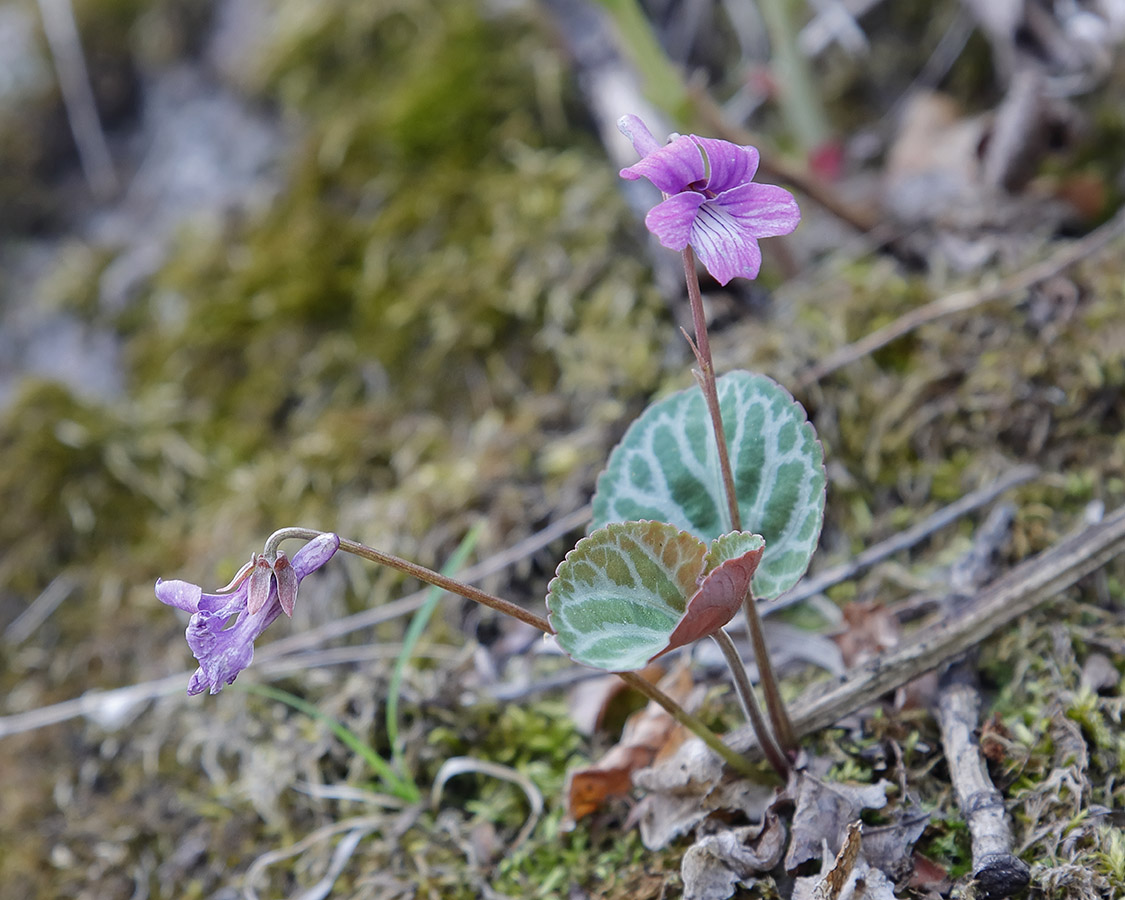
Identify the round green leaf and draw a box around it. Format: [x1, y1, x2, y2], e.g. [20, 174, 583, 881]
[591, 371, 825, 599]
[546, 522, 764, 671]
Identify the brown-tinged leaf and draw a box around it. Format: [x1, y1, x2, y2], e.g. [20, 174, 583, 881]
[566, 664, 664, 736]
[832, 599, 900, 669]
[563, 664, 695, 824]
[667, 538, 765, 651]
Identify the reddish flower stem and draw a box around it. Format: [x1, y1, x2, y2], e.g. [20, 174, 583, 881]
[679, 248, 798, 756]
[262, 527, 762, 779]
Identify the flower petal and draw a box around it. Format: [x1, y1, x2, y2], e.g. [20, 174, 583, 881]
[689, 201, 764, 285]
[155, 579, 203, 613]
[186, 603, 282, 695]
[163, 533, 341, 695]
[644, 192, 706, 252]
[714, 182, 801, 238]
[617, 114, 661, 158]
[620, 134, 706, 194]
[691, 137, 759, 194]
[292, 532, 341, 577]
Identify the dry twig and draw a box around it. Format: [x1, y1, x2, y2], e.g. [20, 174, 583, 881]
[938, 671, 1031, 899]
[36, 0, 118, 198]
[797, 206, 1125, 386]
[760, 464, 1038, 615]
[934, 504, 1031, 899]
[727, 502, 1125, 754]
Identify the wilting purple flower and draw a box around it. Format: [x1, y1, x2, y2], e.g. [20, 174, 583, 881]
[618, 114, 800, 285]
[156, 533, 340, 695]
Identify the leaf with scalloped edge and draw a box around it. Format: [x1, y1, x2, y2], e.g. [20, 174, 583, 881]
[591, 371, 825, 600]
[547, 522, 765, 671]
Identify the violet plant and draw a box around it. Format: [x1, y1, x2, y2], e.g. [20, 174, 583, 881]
[157, 115, 824, 781]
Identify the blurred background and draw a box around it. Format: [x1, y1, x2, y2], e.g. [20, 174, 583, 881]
[1, 0, 1124, 897]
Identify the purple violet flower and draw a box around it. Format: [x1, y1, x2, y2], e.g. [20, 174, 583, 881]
[156, 533, 340, 695]
[618, 114, 801, 285]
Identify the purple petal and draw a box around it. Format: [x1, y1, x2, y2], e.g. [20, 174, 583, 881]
[715, 182, 801, 238]
[620, 134, 706, 194]
[617, 114, 661, 158]
[292, 532, 340, 577]
[166, 533, 340, 695]
[689, 201, 764, 285]
[691, 137, 760, 193]
[644, 192, 706, 252]
[155, 579, 203, 613]
[185, 603, 281, 695]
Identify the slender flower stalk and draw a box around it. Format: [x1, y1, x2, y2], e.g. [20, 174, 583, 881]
[681, 254, 798, 756]
[160, 527, 758, 776]
[618, 114, 801, 757]
[711, 628, 788, 778]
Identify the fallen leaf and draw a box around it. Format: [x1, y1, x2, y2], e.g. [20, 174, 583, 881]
[681, 812, 787, 900]
[631, 735, 775, 850]
[566, 664, 664, 736]
[814, 820, 863, 900]
[861, 811, 930, 882]
[785, 773, 889, 871]
[833, 599, 900, 669]
[909, 852, 952, 893]
[562, 664, 695, 825]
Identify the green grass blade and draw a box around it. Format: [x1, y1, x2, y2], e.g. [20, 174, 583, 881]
[238, 682, 419, 803]
[386, 523, 484, 784]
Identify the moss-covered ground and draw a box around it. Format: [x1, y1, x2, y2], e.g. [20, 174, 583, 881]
[1, 0, 1124, 897]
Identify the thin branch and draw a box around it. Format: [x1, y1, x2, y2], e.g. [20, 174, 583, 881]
[938, 670, 1031, 899]
[797, 206, 1125, 386]
[934, 504, 1031, 899]
[759, 464, 1039, 615]
[36, 0, 118, 198]
[693, 90, 879, 234]
[726, 502, 1125, 757]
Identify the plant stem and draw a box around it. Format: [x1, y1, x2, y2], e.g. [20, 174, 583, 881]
[711, 629, 789, 779]
[681, 247, 740, 533]
[680, 247, 798, 756]
[263, 527, 760, 778]
[615, 670, 762, 781]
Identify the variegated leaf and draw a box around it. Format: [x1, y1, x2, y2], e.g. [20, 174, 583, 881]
[591, 371, 825, 599]
[547, 522, 764, 671]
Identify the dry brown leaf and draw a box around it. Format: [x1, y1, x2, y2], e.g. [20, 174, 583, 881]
[790, 821, 903, 900]
[833, 599, 900, 670]
[861, 811, 930, 883]
[562, 664, 695, 825]
[814, 821, 862, 900]
[680, 811, 787, 900]
[785, 773, 889, 871]
[630, 733, 776, 849]
[566, 663, 665, 736]
[909, 852, 952, 894]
